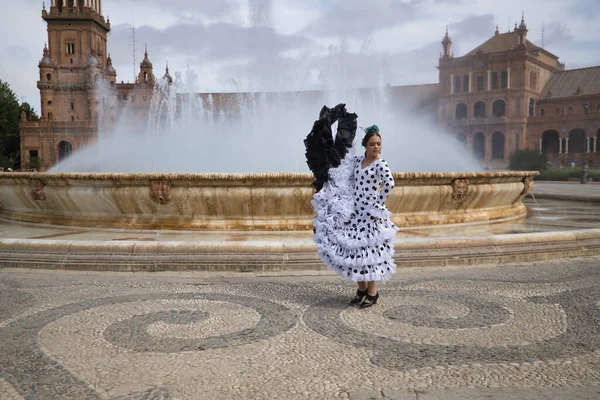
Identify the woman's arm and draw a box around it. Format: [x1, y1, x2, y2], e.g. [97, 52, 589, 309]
[368, 160, 394, 218]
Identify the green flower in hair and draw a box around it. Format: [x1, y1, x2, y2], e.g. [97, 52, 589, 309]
[365, 125, 379, 135]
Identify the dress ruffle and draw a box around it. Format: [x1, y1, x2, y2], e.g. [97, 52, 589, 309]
[304, 104, 358, 192]
[306, 105, 397, 283]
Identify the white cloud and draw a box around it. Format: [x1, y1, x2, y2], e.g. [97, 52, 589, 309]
[1, 0, 598, 113]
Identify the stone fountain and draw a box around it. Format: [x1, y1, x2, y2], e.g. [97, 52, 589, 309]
[0, 171, 536, 231]
[0, 3, 551, 269]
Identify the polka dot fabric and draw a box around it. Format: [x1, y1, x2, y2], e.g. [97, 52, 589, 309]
[312, 153, 398, 282]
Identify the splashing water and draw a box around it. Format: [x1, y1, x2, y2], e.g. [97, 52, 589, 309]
[51, 1, 481, 174]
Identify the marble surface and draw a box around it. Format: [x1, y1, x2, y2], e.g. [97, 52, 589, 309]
[0, 171, 536, 230]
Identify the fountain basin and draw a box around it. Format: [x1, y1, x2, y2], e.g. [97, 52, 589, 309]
[0, 171, 538, 231]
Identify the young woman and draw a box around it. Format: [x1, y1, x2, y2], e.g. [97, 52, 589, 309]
[306, 110, 398, 308]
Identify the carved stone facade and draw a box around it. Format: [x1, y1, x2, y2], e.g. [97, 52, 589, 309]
[149, 180, 172, 205]
[438, 18, 600, 169]
[19, 0, 157, 172]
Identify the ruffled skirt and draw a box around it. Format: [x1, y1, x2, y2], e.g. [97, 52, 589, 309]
[312, 150, 398, 282]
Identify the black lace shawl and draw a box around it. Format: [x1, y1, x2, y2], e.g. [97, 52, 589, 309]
[304, 103, 358, 192]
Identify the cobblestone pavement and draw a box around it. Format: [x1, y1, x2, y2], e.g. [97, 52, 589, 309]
[1, 258, 600, 399]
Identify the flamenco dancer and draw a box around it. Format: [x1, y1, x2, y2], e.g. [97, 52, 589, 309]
[305, 105, 398, 308]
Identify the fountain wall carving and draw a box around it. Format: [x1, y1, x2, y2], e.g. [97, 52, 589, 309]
[0, 171, 538, 231]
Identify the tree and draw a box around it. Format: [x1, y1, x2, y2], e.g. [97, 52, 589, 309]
[22, 101, 40, 121]
[0, 79, 21, 169]
[508, 149, 548, 171]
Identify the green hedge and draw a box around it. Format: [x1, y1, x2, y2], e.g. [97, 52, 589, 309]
[537, 168, 600, 181]
[508, 150, 548, 171]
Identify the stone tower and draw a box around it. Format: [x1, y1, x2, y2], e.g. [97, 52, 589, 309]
[20, 0, 117, 171]
[39, 0, 112, 123]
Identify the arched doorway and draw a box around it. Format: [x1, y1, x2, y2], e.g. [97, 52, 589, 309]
[58, 141, 73, 162]
[492, 100, 505, 117]
[473, 132, 485, 160]
[492, 131, 505, 159]
[474, 101, 486, 119]
[456, 133, 467, 146]
[541, 130, 560, 154]
[455, 103, 467, 120]
[569, 129, 586, 153]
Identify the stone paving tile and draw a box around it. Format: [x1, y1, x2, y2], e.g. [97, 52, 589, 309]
[1, 258, 600, 399]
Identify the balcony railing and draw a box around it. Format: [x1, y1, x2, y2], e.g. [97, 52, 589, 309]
[450, 116, 508, 125]
[42, 9, 110, 30]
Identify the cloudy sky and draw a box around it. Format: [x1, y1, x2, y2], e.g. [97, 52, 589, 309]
[1, 0, 599, 112]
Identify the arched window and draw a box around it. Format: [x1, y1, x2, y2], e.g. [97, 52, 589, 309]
[542, 130, 560, 154]
[540, 108, 545, 117]
[569, 129, 586, 153]
[568, 106, 573, 115]
[492, 100, 505, 117]
[474, 101, 486, 118]
[70, 102, 75, 111]
[529, 72, 534, 88]
[492, 131, 505, 160]
[473, 132, 485, 160]
[110, 81, 114, 87]
[46, 73, 52, 81]
[57, 141, 73, 162]
[454, 76, 461, 93]
[455, 103, 467, 120]
[501, 71, 508, 88]
[529, 99, 535, 117]
[457, 133, 467, 146]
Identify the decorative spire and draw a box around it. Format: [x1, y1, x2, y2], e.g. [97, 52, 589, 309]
[495, 25, 499, 36]
[164, 61, 173, 84]
[441, 26, 452, 59]
[107, 53, 112, 65]
[39, 43, 52, 65]
[516, 12, 528, 46]
[443, 26, 450, 42]
[42, 1, 46, 11]
[519, 12, 527, 29]
[140, 44, 152, 68]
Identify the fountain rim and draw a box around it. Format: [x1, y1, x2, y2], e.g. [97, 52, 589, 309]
[1, 171, 540, 182]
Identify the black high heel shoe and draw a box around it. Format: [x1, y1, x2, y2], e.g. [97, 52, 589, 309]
[360, 292, 379, 308]
[350, 289, 368, 305]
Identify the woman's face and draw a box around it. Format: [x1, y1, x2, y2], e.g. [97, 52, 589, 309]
[365, 134, 382, 158]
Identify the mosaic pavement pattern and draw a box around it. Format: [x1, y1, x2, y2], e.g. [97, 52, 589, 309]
[1, 259, 600, 399]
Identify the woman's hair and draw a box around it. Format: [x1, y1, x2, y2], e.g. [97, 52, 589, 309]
[362, 125, 381, 147]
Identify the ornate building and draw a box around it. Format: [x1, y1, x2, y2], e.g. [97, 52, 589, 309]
[438, 17, 600, 169]
[19, 0, 161, 171]
[19, 6, 600, 171]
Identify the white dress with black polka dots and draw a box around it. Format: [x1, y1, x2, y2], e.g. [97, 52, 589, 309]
[312, 153, 398, 282]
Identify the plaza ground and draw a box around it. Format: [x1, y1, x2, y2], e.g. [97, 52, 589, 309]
[1, 258, 600, 399]
[1, 181, 599, 399]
